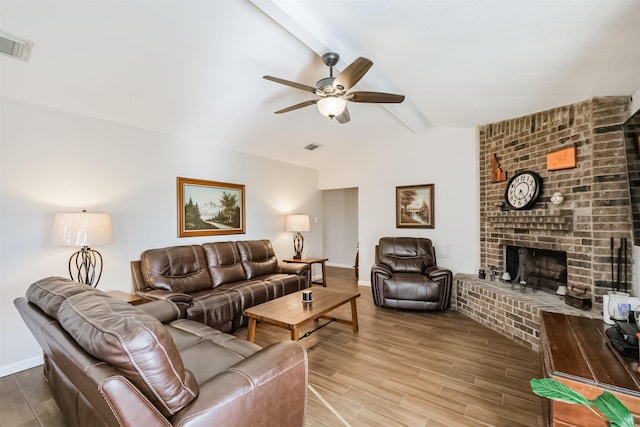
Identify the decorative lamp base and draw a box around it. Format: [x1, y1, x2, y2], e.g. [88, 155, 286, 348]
[292, 232, 304, 260]
[69, 246, 104, 287]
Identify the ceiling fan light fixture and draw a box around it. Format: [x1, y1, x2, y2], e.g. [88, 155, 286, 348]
[317, 96, 346, 118]
[264, 53, 403, 125]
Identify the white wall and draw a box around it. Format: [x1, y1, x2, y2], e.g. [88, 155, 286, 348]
[322, 188, 358, 267]
[0, 97, 321, 375]
[318, 127, 479, 284]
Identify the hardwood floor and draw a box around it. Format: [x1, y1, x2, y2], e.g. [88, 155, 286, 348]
[0, 267, 543, 427]
[0, 363, 66, 427]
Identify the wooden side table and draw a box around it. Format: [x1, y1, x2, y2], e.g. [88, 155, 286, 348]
[283, 257, 328, 287]
[105, 290, 146, 305]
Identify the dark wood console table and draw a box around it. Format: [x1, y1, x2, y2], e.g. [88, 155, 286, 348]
[540, 311, 640, 426]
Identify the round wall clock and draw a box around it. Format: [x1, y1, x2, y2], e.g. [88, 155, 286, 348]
[504, 171, 542, 210]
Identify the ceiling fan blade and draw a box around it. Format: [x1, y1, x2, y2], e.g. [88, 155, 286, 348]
[333, 57, 373, 91]
[263, 75, 317, 93]
[347, 91, 405, 104]
[274, 99, 318, 114]
[335, 106, 350, 124]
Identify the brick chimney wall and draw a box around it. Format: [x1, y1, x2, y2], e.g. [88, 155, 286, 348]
[479, 96, 633, 305]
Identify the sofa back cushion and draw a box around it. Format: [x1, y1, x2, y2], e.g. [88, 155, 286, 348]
[141, 245, 212, 293]
[58, 291, 199, 417]
[377, 237, 435, 273]
[236, 240, 278, 279]
[202, 242, 247, 287]
[26, 276, 95, 319]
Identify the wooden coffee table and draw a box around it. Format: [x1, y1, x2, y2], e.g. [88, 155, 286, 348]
[243, 287, 360, 342]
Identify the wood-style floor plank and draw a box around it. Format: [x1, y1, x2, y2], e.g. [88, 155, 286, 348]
[0, 266, 544, 426]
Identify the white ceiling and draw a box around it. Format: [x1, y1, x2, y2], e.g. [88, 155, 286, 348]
[1, 0, 639, 169]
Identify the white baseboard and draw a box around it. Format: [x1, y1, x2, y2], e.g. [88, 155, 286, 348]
[0, 354, 43, 377]
[358, 281, 371, 287]
[325, 262, 355, 269]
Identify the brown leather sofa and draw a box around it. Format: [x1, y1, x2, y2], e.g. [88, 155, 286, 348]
[15, 276, 308, 427]
[131, 239, 310, 332]
[371, 237, 453, 310]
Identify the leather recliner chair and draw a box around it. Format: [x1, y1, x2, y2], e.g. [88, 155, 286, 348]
[371, 237, 452, 311]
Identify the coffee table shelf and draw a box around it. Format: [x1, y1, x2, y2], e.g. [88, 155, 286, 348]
[243, 287, 360, 342]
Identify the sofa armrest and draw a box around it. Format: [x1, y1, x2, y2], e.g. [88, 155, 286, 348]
[136, 289, 193, 318]
[425, 265, 451, 280]
[171, 341, 308, 427]
[135, 299, 181, 324]
[136, 289, 192, 302]
[371, 263, 392, 279]
[425, 265, 453, 310]
[277, 261, 309, 276]
[370, 263, 392, 307]
[130, 260, 146, 292]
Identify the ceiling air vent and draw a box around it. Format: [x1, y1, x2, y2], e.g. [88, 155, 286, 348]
[0, 31, 33, 62]
[305, 143, 321, 151]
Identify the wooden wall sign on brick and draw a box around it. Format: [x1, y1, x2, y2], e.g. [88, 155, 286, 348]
[546, 146, 576, 171]
[491, 153, 507, 183]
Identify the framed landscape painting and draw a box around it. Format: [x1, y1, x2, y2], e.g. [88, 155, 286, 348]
[396, 184, 434, 228]
[177, 177, 245, 237]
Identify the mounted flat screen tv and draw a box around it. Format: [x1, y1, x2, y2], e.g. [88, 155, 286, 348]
[623, 106, 640, 246]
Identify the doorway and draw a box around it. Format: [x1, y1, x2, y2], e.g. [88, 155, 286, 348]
[322, 188, 359, 274]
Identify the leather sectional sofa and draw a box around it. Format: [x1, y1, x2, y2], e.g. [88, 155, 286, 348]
[131, 239, 311, 332]
[15, 276, 308, 427]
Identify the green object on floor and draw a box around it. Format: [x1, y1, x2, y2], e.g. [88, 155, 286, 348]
[530, 378, 634, 427]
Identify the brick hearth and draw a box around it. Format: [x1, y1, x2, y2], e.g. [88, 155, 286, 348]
[453, 273, 600, 350]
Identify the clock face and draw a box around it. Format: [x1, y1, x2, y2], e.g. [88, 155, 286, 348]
[504, 171, 542, 210]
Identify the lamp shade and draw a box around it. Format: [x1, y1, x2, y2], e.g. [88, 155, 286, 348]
[51, 211, 113, 247]
[317, 96, 346, 118]
[285, 214, 310, 232]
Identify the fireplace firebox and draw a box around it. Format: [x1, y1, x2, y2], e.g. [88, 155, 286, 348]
[504, 245, 567, 294]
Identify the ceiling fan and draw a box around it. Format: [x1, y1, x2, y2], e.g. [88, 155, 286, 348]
[263, 52, 405, 124]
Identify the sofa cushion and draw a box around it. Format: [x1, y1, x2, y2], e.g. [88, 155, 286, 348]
[187, 289, 243, 331]
[141, 245, 212, 293]
[26, 276, 95, 319]
[168, 319, 260, 357]
[218, 279, 275, 311]
[57, 292, 199, 417]
[219, 275, 306, 310]
[236, 240, 278, 279]
[167, 319, 261, 383]
[262, 273, 308, 295]
[202, 242, 247, 287]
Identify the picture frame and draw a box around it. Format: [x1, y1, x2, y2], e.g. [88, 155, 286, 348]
[177, 177, 245, 237]
[396, 184, 434, 228]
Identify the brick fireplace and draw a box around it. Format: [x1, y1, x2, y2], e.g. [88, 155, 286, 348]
[455, 96, 635, 349]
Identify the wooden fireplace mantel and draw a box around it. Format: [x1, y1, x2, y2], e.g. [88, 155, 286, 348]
[540, 311, 640, 426]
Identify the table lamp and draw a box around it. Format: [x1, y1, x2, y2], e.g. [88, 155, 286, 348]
[51, 210, 113, 287]
[285, 214, 310, 259]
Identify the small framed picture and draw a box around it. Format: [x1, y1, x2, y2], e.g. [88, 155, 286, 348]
[177, 177, 245, 237]
[396, 184, 434, 228]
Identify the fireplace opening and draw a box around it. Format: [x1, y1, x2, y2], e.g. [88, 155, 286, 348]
[504, 246, 567, 294]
